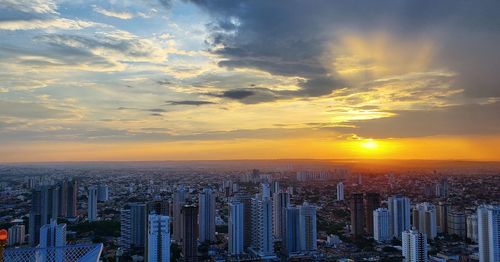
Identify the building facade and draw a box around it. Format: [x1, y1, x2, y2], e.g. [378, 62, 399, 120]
[373, 208, 390, 242]
[402, 228, 428, 262]
[147, 214, 170, 262]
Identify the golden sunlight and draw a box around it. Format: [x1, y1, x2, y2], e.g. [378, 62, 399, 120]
[361, 139, 378, 150]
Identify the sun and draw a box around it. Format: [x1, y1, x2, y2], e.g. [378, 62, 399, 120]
[361, 139, 378, 150]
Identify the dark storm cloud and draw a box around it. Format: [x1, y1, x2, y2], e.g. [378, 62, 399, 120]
[189, 0, 500, 99]
[165, 100, 215, 106]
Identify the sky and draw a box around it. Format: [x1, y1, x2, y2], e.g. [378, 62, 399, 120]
[1, 0, 500, 162]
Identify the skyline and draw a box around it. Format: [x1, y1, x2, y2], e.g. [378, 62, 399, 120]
[2, 0, 500, 162]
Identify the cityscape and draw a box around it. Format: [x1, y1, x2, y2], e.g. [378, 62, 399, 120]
[0, 160, 499, 261]
[1, 0, 500, 261]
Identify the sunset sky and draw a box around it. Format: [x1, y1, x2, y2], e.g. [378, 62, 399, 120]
[1, 0, 500, 162]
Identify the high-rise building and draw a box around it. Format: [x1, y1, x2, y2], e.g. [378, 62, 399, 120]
[233, 193, 253, 251]
[147, 200, 169, 217]
[467, 214, 478, 243]
[119, 203, 147, 251]
[119, 208, 131, 249]
[436, 202, 448, 234]
[413, 202, 437, 240]
[228, 201, 244, 256]
[299, 202, 317, 252]
[172, 187, 187, 242]
[282, 206, 300, 256]
[435, 178, 449, 198]
[273, 191, 290, 239]
[373, 208, 390, 242]
[97, 185, 109, 202]
[337, 182, 344, 201]
[198, 188, 216, 242]
[145, 200, 170, 261]
[261, 183, 271, 199]
[147, 214, 170, 262]
[7, 225, 25, 246]
[350, 193, 364, 237]
[477, 205, 500, 262]
[271, 181, 280, 194]
[66, 179, 78, 218]
[131, 203, 147, 249]
[388, 196, 411, 239]
[365, 192, 380, 236]
[250, 188, 274, 258]
[181, 204, 198, 262]
[447, 210, 466, 239]
[423, 184, 433, 197]
[29, 185, 60, 246]
[40, 219, 67, 262]
[57, 180, 67, 218]
[87, 186, 98, 221]
[39, 219, 66, 248]
[402, 228, 428, 262]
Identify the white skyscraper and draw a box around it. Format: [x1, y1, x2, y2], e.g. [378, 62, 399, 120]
[199, 187, 216, 242]
[262, 183, 271, 199]
[271, 181, 280, 194]
[97, 185, 109, 202]
[467, 214, 478, 243]
[250, 187, 275, 258]
[336, 182, 344, 201]
[87, 186, 98, 221]
[8, 225, 26, 246]
[413, 202, 437, 239]
[299, 202, 317, 252]
[229, 201, 244, 255]
[273, 192, 290, 239]
[477, 205, 500, 262]
[40, 219, 67, 262]
[388, 196, 411, 239]
[147, 214, 170, 262]
[402, 228, 428, 262]
[373, 208, 390, 242]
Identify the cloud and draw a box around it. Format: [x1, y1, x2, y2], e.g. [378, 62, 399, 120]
[0, 0, 57, 14]
[156, 80, 172, 85]
[340, 102, 500, 138]
[35, 31, 167, 63]
[147, 108, 167, 112]
[93, 6, 134, 20]
[189, 0, 500, 102]
[220, 89, 254, 99]
[206, 88, 279, 104]
[9, 30, 171, 72]
[157, 0, 172, 9]
[0, 100, 72, 119]
[0, 18, 102, 31]
[166, 100, 215, 106]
